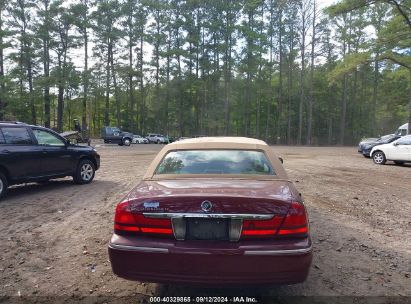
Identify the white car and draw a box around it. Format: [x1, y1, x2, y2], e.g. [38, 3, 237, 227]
[371, 135, 411, 165]
[132, 135, 148, 144]
[146, 133, 167, 144]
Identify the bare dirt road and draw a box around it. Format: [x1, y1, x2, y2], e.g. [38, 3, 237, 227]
[0, 144, 410, 303]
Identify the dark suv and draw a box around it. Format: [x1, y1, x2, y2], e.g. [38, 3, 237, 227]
[0, 122, 100, 199]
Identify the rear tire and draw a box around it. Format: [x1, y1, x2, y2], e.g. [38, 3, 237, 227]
[0, 172, 8, 199]
[73, 160, 95, 184]
[373, 151, 386, 165]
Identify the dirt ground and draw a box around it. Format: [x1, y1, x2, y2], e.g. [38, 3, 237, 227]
[0, 143, 410, 302]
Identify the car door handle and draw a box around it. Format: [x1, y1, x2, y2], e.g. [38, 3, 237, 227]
[1, 149, 10, 154]
[42, 149, 48, 154]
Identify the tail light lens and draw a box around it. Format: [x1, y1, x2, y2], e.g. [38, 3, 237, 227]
[114, 200, 173, 236]
[241, 216, 283, 238]
[277, 201, 309, 236]
[241, 201, 308, 239]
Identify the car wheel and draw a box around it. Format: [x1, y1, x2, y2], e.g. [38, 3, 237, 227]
[157, 139, 161, 144]
[104, 140, 109, 144]
[373, 151, 386, 165]
[73, 160, 96, 184]
[123, 138, 131, 146]
[394, 161, 404, 165]
[0, 172, 8, 199]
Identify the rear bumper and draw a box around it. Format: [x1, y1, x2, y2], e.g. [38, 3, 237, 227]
[108, 234, 312, 286]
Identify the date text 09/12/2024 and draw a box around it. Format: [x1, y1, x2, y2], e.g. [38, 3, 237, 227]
[149, 297, 258, 303]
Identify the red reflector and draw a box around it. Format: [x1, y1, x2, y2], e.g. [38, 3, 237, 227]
[278, 226, 308, 235]
[140, 227, 173, 234]
[242, 229, 277, 236]
[114, 224, 140, 232]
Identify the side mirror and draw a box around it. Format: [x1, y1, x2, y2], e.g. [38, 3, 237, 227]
[279, 157, 284, 164]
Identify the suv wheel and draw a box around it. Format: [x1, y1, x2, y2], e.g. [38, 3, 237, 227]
[73, 160, 95, 184]
[123, 138, 131, 146]
[157, 139, 161, 144]
[0, 172, 8, 199]
[373, 151, 386, 165]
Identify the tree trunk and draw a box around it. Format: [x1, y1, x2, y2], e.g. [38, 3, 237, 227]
[139, 31, 145, 134]
[104, 38, 110, 126]
[57, 55, 64, 132]
[82, 26, 88, 132]
[409, 70, 411, 134]
[42, 1, 51, 128]
[109, 41, 121, 128]
[43, 38, 50, 128]
[276, 8, 283, 144]
[0, 7, 5, 120]
[298, 10, 306, 145]
[340, 75, 348, 145]
[287, 23, 294, 145]
[307, 0, 316, 145]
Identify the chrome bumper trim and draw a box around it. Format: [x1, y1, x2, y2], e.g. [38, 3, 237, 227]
[143, 213, 274, 220]
[244, 246, 312, 256]
[109, 243, 169, 253]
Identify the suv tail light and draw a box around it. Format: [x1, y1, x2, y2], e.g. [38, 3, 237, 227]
[241, 201, 308, 239]
[114, 200, 173, 236]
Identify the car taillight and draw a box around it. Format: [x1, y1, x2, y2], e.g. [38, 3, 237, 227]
[241, 216, 283, 238]
[241, 201, 308, 239]
[114, 200, 173, 236]
[277, 201, 309, 236]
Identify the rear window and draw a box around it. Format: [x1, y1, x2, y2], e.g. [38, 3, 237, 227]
[1, 127, 33, 145]
[155, 150, 275, 175]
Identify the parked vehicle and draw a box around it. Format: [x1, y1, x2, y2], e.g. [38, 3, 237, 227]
[0, 122, 100, 199]
[395, 123, 409, 136]
[361, 134, 400, 157]
[60, 130, 91, 146]
[132, 135, 148, 144]
[101, 126, 133, 146]
[108, 137, 312, 285]
[371, 135, 411, 165]
[146, 133, 167, 144]
[358, 137, 378, 153]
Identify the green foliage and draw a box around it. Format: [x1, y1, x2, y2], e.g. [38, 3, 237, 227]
[0, 0, 409, 143]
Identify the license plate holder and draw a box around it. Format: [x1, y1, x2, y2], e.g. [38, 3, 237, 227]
[186, 218, 229, 241]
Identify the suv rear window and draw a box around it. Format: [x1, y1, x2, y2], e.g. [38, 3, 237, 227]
[1, 127, 33, 145]
[155, 150, 275, 175]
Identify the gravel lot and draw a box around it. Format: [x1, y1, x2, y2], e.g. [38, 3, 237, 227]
[0, 143, 410, 302]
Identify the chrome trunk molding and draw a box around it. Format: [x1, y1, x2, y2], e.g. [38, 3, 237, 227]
[244, 246, 312, 256]
[143, 213, 274, 220]
[108, 243, 169, 253]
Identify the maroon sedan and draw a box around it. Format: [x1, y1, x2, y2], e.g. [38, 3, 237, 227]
[108, 137, 312, 285]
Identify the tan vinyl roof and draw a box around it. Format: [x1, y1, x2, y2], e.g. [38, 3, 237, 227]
[143, 137, 289, 180]
[170, 137, 267, 146]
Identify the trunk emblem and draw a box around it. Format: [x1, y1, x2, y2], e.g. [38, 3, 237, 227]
[201, 200, 213, 212]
